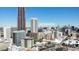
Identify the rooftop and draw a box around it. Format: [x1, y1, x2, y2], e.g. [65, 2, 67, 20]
[13, 30, 26, 33]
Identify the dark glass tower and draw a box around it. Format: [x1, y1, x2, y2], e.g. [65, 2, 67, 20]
[17, 7, 26, 31]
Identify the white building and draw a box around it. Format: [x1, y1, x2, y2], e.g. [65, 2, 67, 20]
[57, 31, 63, 39]
[8, 45, 22, 51]
[52, 30, 63, 40]
[45, 31, 52, 40]
[4, 27, 11, 40]
[68, 29, 71, 35]
[31, 18, 38, 33]
[52, 30, 57, 39]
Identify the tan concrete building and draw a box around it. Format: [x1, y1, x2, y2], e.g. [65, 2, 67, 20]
[31, 18, 38, 33]
[38, 32, 45, 40]
[21, 37, 34, 48]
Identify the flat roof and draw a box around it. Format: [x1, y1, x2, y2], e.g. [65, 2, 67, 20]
[13, 30, 25, 33]
[24, 37, 33, 40]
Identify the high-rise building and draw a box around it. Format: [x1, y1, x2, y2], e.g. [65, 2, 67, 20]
[52, 30, 57, 39]
[57, 31, 63, 39]
[0, 27, 3, 38]
[30, 33, 38, 43]
[21, 37, 34, 48]
[4, 27, 11, 40]
[44, 31, 52, 40]
[17, 7, 26, 31]
[13, 30, 26, 46]
[31, 18, 38, 33]
[52, 30, 63, 39]
[30, 18, 38, 43]
[46, 32, 52, 40]
[38, 32, 45, 40]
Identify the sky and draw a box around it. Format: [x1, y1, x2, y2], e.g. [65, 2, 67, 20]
[0, 7, 79, 27]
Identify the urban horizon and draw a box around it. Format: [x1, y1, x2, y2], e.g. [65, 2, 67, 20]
[0, 7, 79, 27]
[0, 7, 79, 51]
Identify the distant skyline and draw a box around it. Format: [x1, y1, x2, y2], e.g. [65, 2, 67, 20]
[0, 7, 79, 27]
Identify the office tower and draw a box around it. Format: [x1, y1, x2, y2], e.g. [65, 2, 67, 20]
[0, 27, 3, 38]
[13, 30, 26, 46]
[52, 30, 63, 39]
[30, 33, 38, 43]
[0, 31, 2, 38]
[31, 18, 38, 33]
[44, 31, 52, 40]
[38, 32, 45, 40]
[67, 29, 71, 35]
[52, 30, 57, 39]
[30, 18, 38, 43]
[65, 29, 68, 35]
[46, 32, 52, 40]
[71, 32, 77, 39]
[18, 7, 26, 31]
[4, 27, 11, 40]
[21, 37, 34, 48]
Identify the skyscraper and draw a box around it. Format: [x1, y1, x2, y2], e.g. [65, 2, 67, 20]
[31, 18, 38, 33]
[4, 27, 11, 40]
[13, 30, 26, 46]
[30, 18, 38, 43]
[18, 7, 26, 31]
[21, 37, 34, 48]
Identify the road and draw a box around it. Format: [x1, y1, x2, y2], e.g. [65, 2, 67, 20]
[0, 41, 9, 51]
